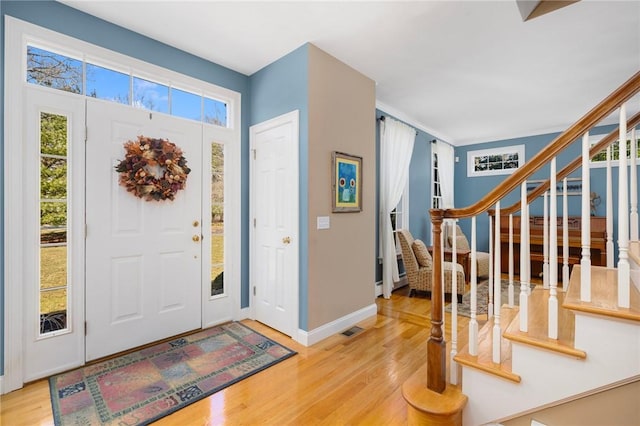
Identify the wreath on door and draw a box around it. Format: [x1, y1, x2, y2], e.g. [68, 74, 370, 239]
[115, 135, 191, 201]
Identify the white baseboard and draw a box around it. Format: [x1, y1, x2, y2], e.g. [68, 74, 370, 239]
[238, 307, 251, 320]
[0, 376, 4, 395]
[296, 303, 377, 347]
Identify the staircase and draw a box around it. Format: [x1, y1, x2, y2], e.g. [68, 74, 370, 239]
[403, 71, 640, 425]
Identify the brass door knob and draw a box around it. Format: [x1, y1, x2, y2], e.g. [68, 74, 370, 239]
[282, 236, 291, 244]
[193, 235, 201, 242]
[193, 220, 200, 227]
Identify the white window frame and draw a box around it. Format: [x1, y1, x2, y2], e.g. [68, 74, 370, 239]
[589, 133, 640, 168]
[4, 16, 241, 392]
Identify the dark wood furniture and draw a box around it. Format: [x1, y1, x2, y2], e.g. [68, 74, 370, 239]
[499, 215, 607, 277]
[428, 246, 471, 285]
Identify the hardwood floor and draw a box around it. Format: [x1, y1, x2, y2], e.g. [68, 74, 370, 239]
[0, 287, 473, 425]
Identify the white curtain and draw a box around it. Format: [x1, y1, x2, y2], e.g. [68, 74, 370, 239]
[380, 116, 416, 299]
[435, 140, 455, 209]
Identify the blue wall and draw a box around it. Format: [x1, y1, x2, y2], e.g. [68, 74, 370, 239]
[249, 45, 310, 330]
[1, 0, 251, 376]
[453, 123, 636, 263]
[374, 109, 439, 283]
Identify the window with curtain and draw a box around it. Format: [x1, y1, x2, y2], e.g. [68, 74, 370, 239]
[390, 182, 409, 253]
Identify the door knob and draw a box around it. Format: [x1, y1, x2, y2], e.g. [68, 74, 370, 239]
[193, 220, 199, 227]
[282, 236, 291, 244]
[193, 235, 201, 242]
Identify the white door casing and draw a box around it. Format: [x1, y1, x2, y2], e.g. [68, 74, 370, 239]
[85, 100, 202, 361]
[250, 111, 299, 339]
[22, 88, 86, 382]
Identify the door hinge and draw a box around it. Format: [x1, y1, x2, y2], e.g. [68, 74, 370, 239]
[253, 218, 256, 228]
[85, 125, 88, 142]
[253, 149, 256, 160]
[84, 321, 87, 336]
[85, 223, 88, 239]
[253, 286, 256, 296]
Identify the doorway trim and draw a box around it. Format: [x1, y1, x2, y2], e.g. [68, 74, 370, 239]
[3, 17, 242, 393]
[249, 110, 300, 342]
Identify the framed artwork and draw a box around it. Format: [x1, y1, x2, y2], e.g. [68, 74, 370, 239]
[467, 145, 525, 177]
[332, 151, 362, 212]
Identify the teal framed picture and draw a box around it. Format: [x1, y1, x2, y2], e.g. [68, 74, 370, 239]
[332, 151, 362, 213]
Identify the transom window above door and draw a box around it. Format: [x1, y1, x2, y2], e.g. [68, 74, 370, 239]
[26, 45, 229, 127]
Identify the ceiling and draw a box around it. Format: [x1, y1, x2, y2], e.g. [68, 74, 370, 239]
[60, 0, 640, 146]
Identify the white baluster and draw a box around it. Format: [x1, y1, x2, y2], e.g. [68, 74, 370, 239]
[562, 178, 570, 291]
[581, 131, 592, 302]
[450, 220, 458, 385]
[508, 213, 514, 306]
[549, 158, 558, 339]
[524, 196, 531, 296]
[630, 127, 638, 241]
[520, 181, 529, 332]
[469, 216, 479, 356]
[543, 191, 549, 289]
[606, 145, 614, 268]
[618, 104, 630, 308]
[493, 201, 502, 364]
[488, 215, 494, 319]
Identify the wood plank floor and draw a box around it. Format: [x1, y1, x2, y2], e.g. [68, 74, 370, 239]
[0, 286, 473, 426]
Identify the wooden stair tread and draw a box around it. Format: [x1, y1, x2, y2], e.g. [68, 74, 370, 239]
[455, 305, 521, 383]
[564, 265, 640, 322]
[504, 288, 586, 359]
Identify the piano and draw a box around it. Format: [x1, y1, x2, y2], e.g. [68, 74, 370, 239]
[499, 216, 607, 277]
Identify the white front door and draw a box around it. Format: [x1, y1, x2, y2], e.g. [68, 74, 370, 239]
[250, 111, 299, 338]
[85, 100, 203, 361]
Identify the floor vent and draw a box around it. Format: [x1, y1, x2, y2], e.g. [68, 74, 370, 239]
[341, 326, 363, 337]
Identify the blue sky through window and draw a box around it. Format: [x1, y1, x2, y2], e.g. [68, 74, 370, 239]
[86, 63, 129, 104]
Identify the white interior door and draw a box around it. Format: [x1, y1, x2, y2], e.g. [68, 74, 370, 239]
[250, 111, 299, 338]
[85, 100, 203, 361]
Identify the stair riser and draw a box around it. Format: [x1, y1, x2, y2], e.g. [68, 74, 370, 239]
[461, 311, 640, 425]
[629, 254, 640, 293]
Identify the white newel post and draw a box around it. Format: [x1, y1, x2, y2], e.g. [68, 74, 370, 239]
[508, 213, 514, 306]
[606, 145, 614, 268]
[618, 104, 630, 308]
[581, 131, 592, 302]
[549, 157, 559, 339]
[519, 181, 529, 332]
[469, 216, 479, 356]
[562, 178, 570, 291]
[493, 202, 502, 364]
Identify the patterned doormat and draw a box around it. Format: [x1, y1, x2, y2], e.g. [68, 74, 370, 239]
[49, 322, 296, 425]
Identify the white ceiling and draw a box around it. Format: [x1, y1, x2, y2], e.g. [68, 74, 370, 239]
[60, 0, 640, 145]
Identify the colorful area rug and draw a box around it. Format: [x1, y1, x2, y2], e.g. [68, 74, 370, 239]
[49, 322, 296, 425]
[446, 279, 532, 317]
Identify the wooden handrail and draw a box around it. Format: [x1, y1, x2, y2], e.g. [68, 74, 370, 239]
[435, 70, 640, 221]
[424, 70, 640, 395]
[498, 111, 640, 215]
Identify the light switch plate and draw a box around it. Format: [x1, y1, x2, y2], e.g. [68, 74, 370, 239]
[317, 216, 330, 230]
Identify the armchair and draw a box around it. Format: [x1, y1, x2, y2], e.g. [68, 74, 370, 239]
[397, 229, 465, 300]
[446, 223, 490, 279]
